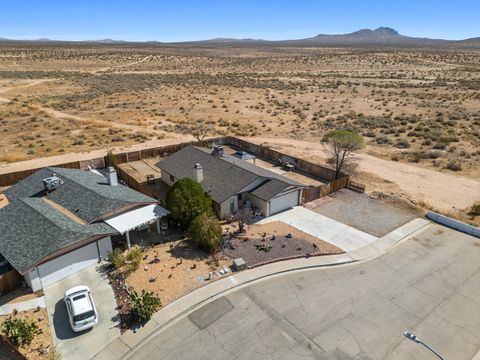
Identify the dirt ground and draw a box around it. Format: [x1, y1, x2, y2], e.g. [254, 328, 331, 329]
[0, 44, 479, 223]
[0, 45, 479, 172]
[0, 308, 53, 360]
[249, 136, 480, 216]
[308, 189, 423, 237]
[125, 240, 231, 307]
[0, 288, 41, 306]
[224, 221, 343, 267]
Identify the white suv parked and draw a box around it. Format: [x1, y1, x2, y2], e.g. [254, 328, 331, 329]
[64, 286, 98, 332]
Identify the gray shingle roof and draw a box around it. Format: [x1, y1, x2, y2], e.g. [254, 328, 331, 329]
[249, 179, 292, 201]
[157, 146, 303, 203]
[0, 198, 115, 273]
[5, 167, 157, 222]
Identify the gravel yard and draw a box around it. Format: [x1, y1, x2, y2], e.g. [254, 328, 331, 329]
[224, 221, 343, 268]
[308, 189, 423, 237]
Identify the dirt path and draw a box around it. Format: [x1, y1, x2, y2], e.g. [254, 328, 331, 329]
[92, 55, 152, 74]
[0, 79, 177, 138]
[248, 137, 480, 212]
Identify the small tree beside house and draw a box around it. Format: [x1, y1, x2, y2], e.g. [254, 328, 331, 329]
[188, 213, 223, 254]
[322, 130, 364, 179]
[234, 208, 253, 233]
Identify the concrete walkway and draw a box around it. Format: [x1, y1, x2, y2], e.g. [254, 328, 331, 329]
[259, 206, 378, 252]
[0, 296, 46, 315]
[91, 217, 429, 360]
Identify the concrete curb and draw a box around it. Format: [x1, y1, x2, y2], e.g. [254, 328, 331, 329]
[92, 218, 431, 360]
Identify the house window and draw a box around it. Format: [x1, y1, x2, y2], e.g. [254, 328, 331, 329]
[230, 198, 235, 214]
[170, 174, 175, 182]
[237, 193, 243, 201]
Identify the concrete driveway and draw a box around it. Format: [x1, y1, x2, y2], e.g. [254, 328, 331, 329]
[43, 264, 120, 360]
[259, 206, 377, 252]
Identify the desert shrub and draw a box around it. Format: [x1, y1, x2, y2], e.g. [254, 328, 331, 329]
[469, 203, 480, 216]
[107, 248, 125, 269]
[445, 159, 462, 171]
[188, 213, 222, 253]
[1, 317, 38, 347]
[107, 150, 119, 167]
[166, 178, 213, 228]
[375, 136, 390, 144]
[395, 140, 410, 149]
[108, 246, 142, 271]
[391, 155, 400, 161]
[48, 346, 62, 360]
[125, 246, 143, 271]
[130, 290, 161, 322]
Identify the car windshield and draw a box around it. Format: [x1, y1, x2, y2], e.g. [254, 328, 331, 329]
[73, 310, 95, 322]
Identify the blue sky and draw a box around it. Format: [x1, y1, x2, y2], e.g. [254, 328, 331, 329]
[1, 0, 479, 41]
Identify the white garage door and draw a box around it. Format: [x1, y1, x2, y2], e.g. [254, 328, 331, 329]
[269, 190, 299, 216]
[37, 242, 99, 288]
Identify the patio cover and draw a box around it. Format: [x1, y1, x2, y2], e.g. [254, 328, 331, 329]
[105, 204, 169, 234]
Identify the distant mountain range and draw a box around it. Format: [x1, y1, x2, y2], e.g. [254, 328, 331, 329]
[1, 28, 479, 48]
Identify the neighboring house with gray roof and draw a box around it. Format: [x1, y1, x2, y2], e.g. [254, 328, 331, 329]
[157, 146, 305, 218]
[0, 166, 165, 292]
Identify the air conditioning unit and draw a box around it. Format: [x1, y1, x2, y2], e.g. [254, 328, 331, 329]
[43, 175, 64, 192]
[211, 145, 224, 157]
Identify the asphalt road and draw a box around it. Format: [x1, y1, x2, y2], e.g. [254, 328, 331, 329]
[129, 224, 480, 360]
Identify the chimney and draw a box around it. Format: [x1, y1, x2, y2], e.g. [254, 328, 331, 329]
[193, 163, 203, 182]
[106, 166, 118, 186]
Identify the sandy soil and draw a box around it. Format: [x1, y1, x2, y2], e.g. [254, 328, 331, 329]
[0, 308, 53, 360]
[125, 240, 231, 307]
[249, 136, 480, 213]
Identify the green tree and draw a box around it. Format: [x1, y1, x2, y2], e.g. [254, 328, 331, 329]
[129, 290, 161, 322]
[188, 213, 222, 254]
[165, 178, 213, 228]
[322, 130, 364, 179]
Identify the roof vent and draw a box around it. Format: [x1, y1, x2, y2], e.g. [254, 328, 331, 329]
[211, 145, 224, 157]
[42, 175, 64, 193]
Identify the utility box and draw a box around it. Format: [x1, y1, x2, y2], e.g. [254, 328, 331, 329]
[233, 258, 247, 271]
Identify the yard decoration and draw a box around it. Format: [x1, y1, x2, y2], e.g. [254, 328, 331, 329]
[255, 243, 272, 252]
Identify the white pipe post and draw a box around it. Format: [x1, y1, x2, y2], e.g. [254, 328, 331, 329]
[126, 230, 131, 248]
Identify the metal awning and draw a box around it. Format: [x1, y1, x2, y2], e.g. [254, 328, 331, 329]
[104, 204, 169, 234]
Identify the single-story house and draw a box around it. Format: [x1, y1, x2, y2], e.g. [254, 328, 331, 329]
[157, 145, 305, 219]
[0, 166, 168, 292]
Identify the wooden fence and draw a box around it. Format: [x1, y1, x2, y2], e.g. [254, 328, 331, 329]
[0, 136, 357, 203]
[0, 269, 22, 296]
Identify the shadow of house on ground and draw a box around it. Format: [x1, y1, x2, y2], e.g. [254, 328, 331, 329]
[166, 240, 210, 262]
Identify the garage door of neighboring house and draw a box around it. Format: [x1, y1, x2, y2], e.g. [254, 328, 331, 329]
[37, 242, 100, 288]
[269, 190, 299, 216]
